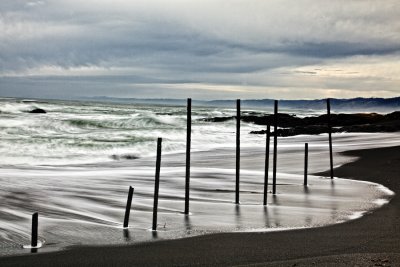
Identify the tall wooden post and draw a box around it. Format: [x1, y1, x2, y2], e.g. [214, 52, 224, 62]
[327, 99, 334, 179]
[31, 212, 38, 247]
[235, 99, 240, 204]
[304, 143, 308, 186]
[123, 186, 134, 228]
[272, 100, 278, 194]
[263, 124, 271, 205]
[184, 98, 191, 215]
[152, 138, 162, 231]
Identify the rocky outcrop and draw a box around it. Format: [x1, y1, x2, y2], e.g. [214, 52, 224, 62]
[29, 108, 47, 114]
[200, 111, 400, 137]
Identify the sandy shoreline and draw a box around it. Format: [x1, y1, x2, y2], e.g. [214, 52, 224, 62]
[1, 145, 399, 266]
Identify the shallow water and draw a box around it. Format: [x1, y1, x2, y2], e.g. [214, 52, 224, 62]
[0, 99, 398, 256]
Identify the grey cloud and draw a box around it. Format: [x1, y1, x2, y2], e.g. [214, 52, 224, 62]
[0, 0, 400, 99]
[283, 42, 400, 58]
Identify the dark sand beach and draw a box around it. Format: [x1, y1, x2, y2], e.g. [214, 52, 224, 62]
[1, 145, 399, 266]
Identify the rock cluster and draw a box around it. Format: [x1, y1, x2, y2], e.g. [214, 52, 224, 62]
[201, 111, 400, 137]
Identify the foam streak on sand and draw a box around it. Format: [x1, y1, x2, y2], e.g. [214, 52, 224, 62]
[0, 135, 397, 256]
[1, 145, 399, 267]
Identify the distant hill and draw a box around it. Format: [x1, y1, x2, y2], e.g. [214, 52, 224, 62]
[84, 96, 400, 112]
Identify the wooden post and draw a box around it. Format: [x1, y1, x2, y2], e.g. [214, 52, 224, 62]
[272, 100, 278, 195]
[123, 186, 134, 228]
[236, 99, 240, 204]
[327, 99, 334, 179]
[263, 124, 271, 205]
[184, 98, 191, 215]
[304, 143, 308, 186]
[152, 138, 162, 231]
[31, 212, 38, 247]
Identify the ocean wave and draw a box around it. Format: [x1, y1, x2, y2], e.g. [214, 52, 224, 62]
[65, 113, 184, 130]
[0, 99, 264, 166]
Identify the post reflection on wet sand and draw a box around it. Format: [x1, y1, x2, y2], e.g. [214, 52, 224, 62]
[123, 229, 130, 242]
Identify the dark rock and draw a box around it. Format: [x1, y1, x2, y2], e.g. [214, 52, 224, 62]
[199, 116, 235, 123]
[341, 120, 400, 133]
[241, 114, 303, 127]
[29, 108, 46, 114]
[383, 111, 400, 121]
[251, 121, 400, 137]
[251, 125, 334, 137]
[246, 111, 400, 136]
[199, 114, 303, 126]
[203, 111, 400, 136]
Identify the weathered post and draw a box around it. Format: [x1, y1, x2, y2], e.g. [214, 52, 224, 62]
[263, 124, 271, 205]
[123, 186, 134, 228]
[152, 138, 162, 231]
[236, 99, 240, 204]
[327, 99, 334, 179]
[31, 212, 38, 247]
[272, 100, 278, 195]
[184, 98, 191, 215]
[304, 143, 308, 186]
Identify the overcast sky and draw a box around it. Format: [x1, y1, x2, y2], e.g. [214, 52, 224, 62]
[1, 0, 400, 100]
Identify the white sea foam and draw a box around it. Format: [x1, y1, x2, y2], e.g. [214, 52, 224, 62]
[22, 241, 44, 249]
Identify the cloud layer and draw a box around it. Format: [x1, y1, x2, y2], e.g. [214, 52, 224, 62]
[1, 0, 400, 99]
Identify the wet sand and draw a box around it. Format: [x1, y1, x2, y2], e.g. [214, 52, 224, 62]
[1, 145, 400, 266]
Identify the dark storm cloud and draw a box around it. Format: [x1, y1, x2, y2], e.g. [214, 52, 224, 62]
[283, 42, 400, 58]
[1, 0, 400, 99]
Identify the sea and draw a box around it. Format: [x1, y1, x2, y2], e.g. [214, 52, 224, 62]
[0, 97, 398, 256]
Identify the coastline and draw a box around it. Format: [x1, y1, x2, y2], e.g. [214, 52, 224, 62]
[1, 145, 400, 266]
